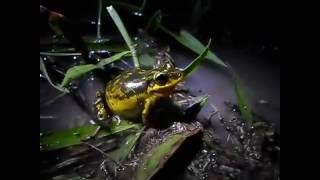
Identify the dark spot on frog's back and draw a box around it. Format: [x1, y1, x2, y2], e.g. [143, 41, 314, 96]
[111, 94, 126, 100]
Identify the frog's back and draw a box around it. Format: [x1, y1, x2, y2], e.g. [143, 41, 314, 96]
[105, 69, 149, 119]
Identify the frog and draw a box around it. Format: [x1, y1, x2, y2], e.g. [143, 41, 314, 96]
[94, 62, 184, 127]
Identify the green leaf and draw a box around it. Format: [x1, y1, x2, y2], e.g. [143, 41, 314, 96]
[134, 124, 202, 180]
[108, 125, 145, 162]
[60, 51, 131, 87]
[135, 135, 184, 180]
[107, 6, 140, 67]
[138, 54, 154, 69]
[40, 120, 139, 151]
[183, 39, 211, 77]
[60, 64, 100, 87]
[158, 26, 228, 68]
[97, 50, 131, 67]
[233, 74, 253, 125]
[40, 125, 100, 152]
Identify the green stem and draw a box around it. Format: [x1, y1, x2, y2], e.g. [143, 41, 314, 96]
[40, 57, 70, 93]
[106, 6, 140, 67]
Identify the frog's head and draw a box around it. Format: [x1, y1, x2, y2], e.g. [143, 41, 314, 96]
[147, 63, 183, 96]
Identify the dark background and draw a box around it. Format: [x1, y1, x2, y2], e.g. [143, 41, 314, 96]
[40, 0, 279, 63]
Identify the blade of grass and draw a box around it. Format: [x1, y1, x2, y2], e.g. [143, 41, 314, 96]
[97, 50, 131, 67]
[40, 125, 100, 152]
[40, 57, 70, 93]
[60, 51, 130, 87]
[40, 52, 82, 56]
[107, 6, 139, 67]
[158, 25, 228, 68]
[183, 39, 211, 77]
[60, 64, 100, 87]
[40, 120, 140, 151]
[108, 125, 145, 162]
[232, 71, 253, 125]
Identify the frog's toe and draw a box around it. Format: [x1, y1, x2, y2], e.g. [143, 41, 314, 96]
[112, 115, 121, 125]
[96, 91, 102, 97]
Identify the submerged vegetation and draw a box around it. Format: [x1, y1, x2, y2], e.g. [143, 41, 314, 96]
[40, 1, 279, 180]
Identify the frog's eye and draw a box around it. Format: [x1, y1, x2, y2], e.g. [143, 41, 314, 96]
[154, 73, 169, 85]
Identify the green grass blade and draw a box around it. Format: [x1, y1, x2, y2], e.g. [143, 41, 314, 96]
[233, 73, 253, 125]
[159, 26, 228, 68]
[183, 39, 211, 77]
[107, 6, 140, 67]
[60, 64, 100, 87]
[97, 121, 141, 138]
[97, 50, 131, 67]
[40, 120, 139, 151]
[135, 134, 184, 180]
[108, 125, 145, 162]
[60, 51, 131, 87]
[40, 125, 100, 151]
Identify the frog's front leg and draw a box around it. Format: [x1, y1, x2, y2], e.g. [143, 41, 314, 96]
[142, 95, 159, 123]
[94, 91, 112, 129]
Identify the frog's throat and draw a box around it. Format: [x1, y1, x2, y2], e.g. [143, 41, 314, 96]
[149, 79, 183, 96]
[152, 87, 175, 97]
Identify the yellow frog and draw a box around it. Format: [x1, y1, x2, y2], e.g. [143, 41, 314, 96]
[94, 62, 183, 126]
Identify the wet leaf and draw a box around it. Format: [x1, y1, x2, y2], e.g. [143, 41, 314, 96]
[183, 39, 211, 77]
[60, 51, 131, 87]
[40, 125, 99, 151]
[134, 123, 202, 180]
[108, 126, 145, 162]
[60, 64, 100, 87]
[159, 26, 227, 68]
[107, 6, 139, 67]
[41, 121, 139, 151]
